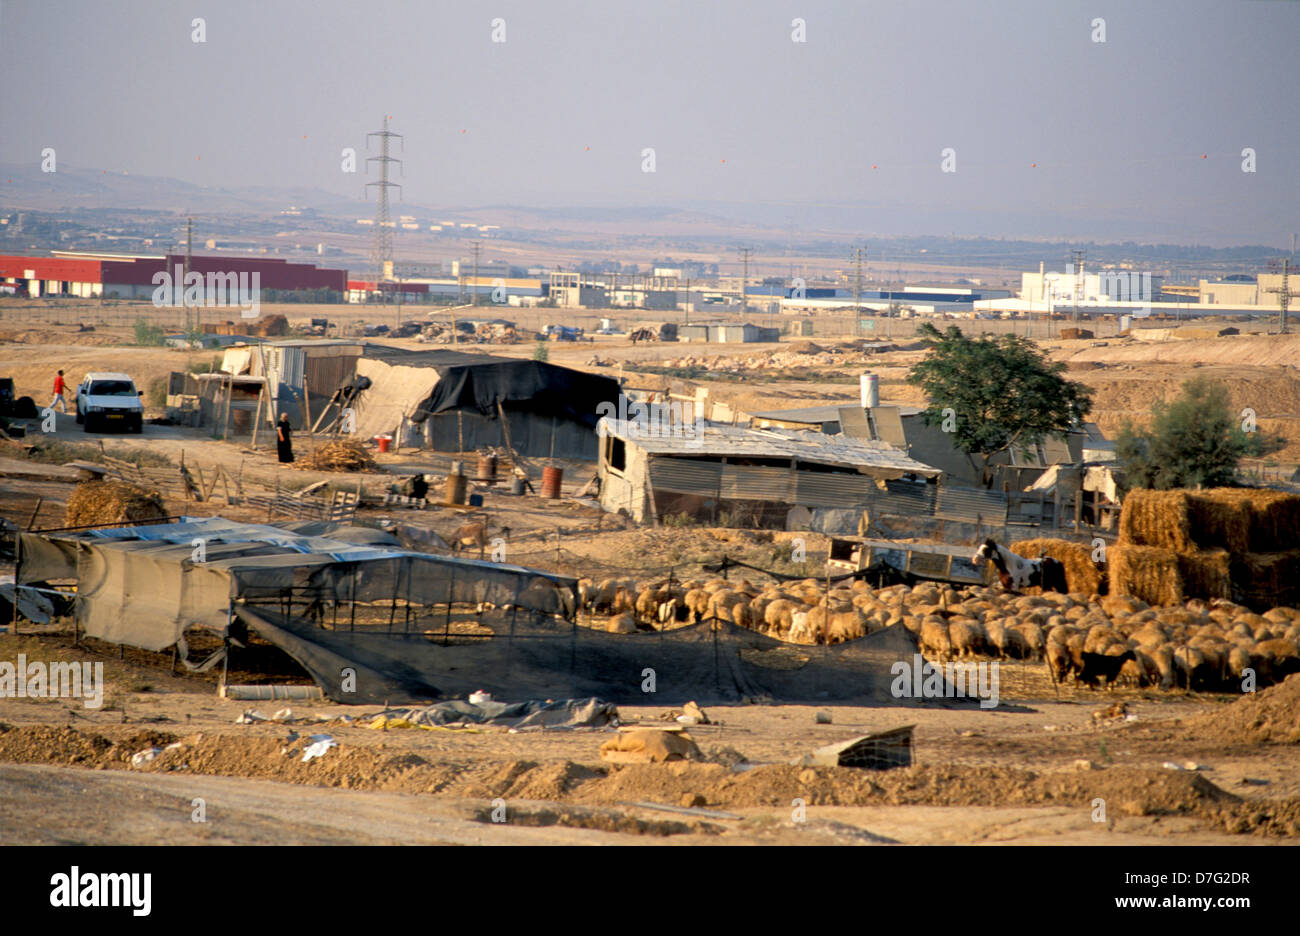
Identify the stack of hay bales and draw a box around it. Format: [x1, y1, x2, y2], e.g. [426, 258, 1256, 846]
[1010, 537, 1103, 595]
[65, 480, 167, 527]
[1113, 488, 1300, 608]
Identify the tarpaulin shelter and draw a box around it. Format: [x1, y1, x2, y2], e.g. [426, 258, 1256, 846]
[353, 345, 622, 459]
[17, 517, 968, 707]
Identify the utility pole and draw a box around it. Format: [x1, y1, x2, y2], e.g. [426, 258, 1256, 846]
[469, 242, 482, 307]
[851, 246, 867, 312]
[184, 217, 193, 335]
[366, 116, 403, 303]
[1069, 248, 1086, 325]
[739, 247, 752, 320]
[1264, 258, 1299, 334]
[850, 246, 867, 336]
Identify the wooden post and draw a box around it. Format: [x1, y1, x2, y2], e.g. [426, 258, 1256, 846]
[250, 384, 265, 450]
[25, 496, 42, 530]
[1074, 489, 1083, 532]
[221, 378, 233, 442]
[1053, 489, 1062, 531]
[300, 375, 315, 454]
[9, 533, 19, 636]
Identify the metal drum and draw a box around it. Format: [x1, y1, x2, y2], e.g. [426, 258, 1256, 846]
[541, 466, 563, 499]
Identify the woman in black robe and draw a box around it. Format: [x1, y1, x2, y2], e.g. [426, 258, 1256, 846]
[276, 413, 294, 463]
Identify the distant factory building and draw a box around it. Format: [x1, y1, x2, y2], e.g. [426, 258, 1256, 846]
[346, 276, 544, 304]
[0, 251, 347, 299]
[549, 271, 679, 310]
[677, 322, 780, 343]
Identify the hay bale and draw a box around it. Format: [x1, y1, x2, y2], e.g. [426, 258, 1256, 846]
[1232, 551, 1300, 610]
[64, 480, 166, 527]
[1178, 548, 1232, 601]
[293, 440, 375, 472]
[1109, 543, 1183, 607]
[1110, 542, 1233, 606]
[1119, 488, 1273, 554]
[1010, 537, 1102, 595]
[1119, 490, 1194, 552]
[1204, 489, 1300, 552]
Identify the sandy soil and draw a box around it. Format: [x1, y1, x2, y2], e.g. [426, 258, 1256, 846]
[2, 310, 1298, 845]
[1, 624, 1298, 845]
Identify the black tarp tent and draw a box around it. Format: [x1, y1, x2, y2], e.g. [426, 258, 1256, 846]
[353, 345, 622, 459]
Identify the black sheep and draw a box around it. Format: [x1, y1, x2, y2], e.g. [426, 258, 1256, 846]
[1077, 649, 1136, 689]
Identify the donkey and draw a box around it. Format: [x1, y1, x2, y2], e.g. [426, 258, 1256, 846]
[971, 539, 1068, 594]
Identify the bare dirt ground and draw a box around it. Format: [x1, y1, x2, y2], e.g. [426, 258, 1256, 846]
[2, 304, 1298, 844]
[1, 623, 1298, 845]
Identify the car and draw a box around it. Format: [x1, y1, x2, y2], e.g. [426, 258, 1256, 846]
[75, 372, 144, 433]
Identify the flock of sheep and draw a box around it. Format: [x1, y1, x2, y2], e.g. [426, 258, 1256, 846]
[575, 575, 1300, 691]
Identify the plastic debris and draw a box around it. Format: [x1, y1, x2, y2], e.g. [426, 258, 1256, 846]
[301, 734, 338, 762]
[468, 690, 492, 705]
[236, 709, 268, 724]
[130, 747, 162, 768]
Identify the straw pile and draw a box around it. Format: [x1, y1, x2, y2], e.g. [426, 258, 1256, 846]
[293, 440, 375, 473]
[1177, 548, 1232, 601]
[1115, 487, 1300, 608]
[1108, 543, 1184, 606]
[1010, 537, 1103, 595]
[64, 480, 166, 527]
[1232, 551, 1300, 610]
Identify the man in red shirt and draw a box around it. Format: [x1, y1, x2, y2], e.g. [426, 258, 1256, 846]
[51, 370, 68, 412]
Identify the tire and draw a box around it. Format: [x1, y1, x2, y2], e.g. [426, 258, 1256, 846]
[83, 414, 96, 433]
[75, 407, 83, 425]
[131, 415, 143, 434]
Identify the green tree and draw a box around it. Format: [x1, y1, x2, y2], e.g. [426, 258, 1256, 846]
[905, 322, 1093, 486]
[1114, 374, 1285, 490]
[532, 340, 549, 362]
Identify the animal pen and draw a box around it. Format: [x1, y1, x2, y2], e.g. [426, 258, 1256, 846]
[15, 517, 958, 706]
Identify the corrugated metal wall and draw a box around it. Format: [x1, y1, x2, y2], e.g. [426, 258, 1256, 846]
[935, 485, 1008, 522]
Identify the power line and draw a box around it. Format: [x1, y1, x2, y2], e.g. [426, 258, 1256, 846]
[1069, 248, 1086, 326]
[850, 246, 867, 312]
[739, 247, 752, 318]
[366, 115, 403, 299]
[469, 242, 483, 307]
[1264, 258, 1299, 334]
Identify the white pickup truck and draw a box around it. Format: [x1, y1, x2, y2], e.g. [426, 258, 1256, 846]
[75, 372, 144, 433]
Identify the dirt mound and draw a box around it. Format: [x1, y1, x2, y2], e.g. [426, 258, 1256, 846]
[1180, 674, 1300, 744]
[1, 725, 1294, 836]
[293, 440, 375, 472]
[63, 480, 166, 526]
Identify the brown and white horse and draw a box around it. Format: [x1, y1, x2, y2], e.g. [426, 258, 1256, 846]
[972, 539, 1068, 594]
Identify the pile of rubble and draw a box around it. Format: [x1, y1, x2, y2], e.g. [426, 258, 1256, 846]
[658, 340, 908, 374]
[418, 321, 526, 344]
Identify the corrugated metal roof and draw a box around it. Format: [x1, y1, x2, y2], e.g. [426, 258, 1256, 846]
[602, 419, 940, 478]
[748, 402, 924, 423]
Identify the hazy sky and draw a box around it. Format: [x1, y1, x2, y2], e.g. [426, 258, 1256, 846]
[1, 0, 1297, 245]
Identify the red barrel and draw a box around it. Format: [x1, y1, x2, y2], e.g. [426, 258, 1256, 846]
[541, 466, 563, 499]
[377, 434, 392, 453]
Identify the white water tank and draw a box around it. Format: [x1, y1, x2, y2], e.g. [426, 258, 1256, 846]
[860, 372, 879, 408]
